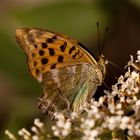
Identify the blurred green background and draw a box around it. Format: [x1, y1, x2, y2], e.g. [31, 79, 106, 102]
[0, 0, 140, 139]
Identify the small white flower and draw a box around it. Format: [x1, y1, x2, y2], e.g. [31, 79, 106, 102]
[52, 125, 56, 131]
[83, 129, 90, 135]
[137, 50, 140, 55]
[131, 71, 139, 79]
[135, 129, 140, 136]
[24, 135, 30, 140]
[90, 129, 99, 137]
[52, 113, 71, 138]
[116, 110, 124, 115]
[136, 50, 140, 62]
[64, 121, 71, 129]
[116, 103, 122, 109]
[120, 96, 125, 103]
[130, 55, 134, 62]
[32, 135, 40, 140]
[82, 129, 99, 140]
[34, 118, 44, 129]
[120, 116, 130, 130]
[71, 111, 78, 119]
[53, 130, 60, 136]
[135, 123, 140, 129]
[132, 96, 137, 101]
[99, 96, 106, 105]
[92, 106, 98, 114]
[126, 98, 133, 104]
[108, 103, 115, 114]
[56, 120, 64, 128]
[18, 128, 31, 137]
[107, 116, 121, 130]
[128, 130, 133, 136]
[31, 126, 39, 134]
[18, 130, 23, 136]
[84, 119, 95, 128]
[95, 113, 101, 119]
[5, 130, 17, 140]
[61, 129, 69, 137]
[136, 100, 140, 106]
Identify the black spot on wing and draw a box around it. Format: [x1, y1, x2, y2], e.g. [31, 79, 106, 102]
[46, 36, 57, 43]
[39, 50, 45, 56]
[42, 43, 47, 48]
[58, 55, 64, 63]
[72, 50, 78, 59]
[46, 38, 54, 43]
[49, 48, 55, 56]
[60, 42, 67, 52]
[72, 50, 84, 60]
[34, 44, 37, 48]
[41, 58, 48, 65]
[69, 46, 76, 54]
[51, 64, 56, 69]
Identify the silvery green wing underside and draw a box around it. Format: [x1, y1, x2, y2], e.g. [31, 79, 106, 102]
[37, 63, 102, 119]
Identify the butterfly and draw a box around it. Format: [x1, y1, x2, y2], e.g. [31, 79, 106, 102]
[16, 28, 107, 119]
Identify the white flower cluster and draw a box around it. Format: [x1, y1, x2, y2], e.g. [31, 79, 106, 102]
[52, 112, 71, 138]
[80, 99, 104, 140]
[5, 118, 46, 140]
[51, 50, 140, 140]
[5, 50, 140, 140]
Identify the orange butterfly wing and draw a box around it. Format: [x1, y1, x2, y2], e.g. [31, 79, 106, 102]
[16, 28, 97, 82]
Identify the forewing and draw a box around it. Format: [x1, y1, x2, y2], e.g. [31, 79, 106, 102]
[16, 28, 97, 82]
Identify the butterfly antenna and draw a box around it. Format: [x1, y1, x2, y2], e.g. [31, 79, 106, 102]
[108, 60, 124, 73]
[97, 22, 101, 56]
[103, 81, 112, 90]
[102, 27, 108, 52]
